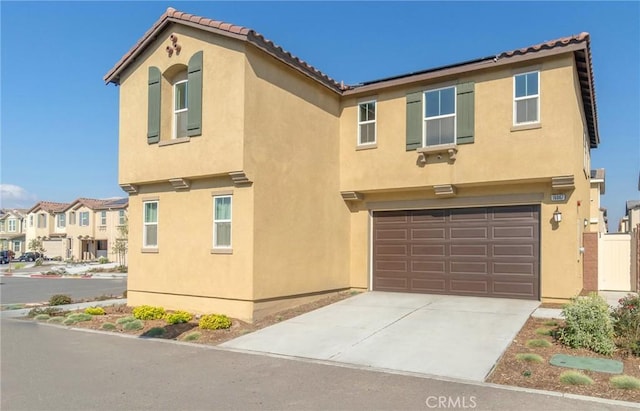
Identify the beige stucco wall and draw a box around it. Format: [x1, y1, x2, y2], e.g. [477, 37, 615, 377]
[118, 25, 246, 185]
[341, 54, 592, 302]
[243, 46, 351, 302]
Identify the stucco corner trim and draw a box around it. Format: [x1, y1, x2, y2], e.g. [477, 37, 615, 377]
[417, 144, 458, 164]
[120, 184, 139, 194]
[341, 191, 364, 201]
[141, 248, 159, 254]
[211, 248, 233, 254]
[229, 171, 252, 187]
[551, 175, 575, 191]
[158, 137, 190, 147]
[169, 178, 191, 191]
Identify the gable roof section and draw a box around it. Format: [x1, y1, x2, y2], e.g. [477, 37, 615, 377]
[104, 8, 599, 147]
[63, 198, 128, 212]
[26, 201, 70, 215]
[104, 7, 344, 93]
[627, 200, 640, 213]
[0, 209, 28, 219]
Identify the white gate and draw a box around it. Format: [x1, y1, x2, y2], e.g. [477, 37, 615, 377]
[598, 233, 631, 291]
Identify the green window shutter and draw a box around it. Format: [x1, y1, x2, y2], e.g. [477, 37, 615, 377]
[406, 91, 423, 151]
[147, 67, 161, 144]
[456, 82, 475, 144]
[187, 51, 203, 137]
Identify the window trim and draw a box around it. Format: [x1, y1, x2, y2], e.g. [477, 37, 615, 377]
[8, 219, 16, 232]
[100, 211, 107, 226]
[423, 85, 457, 147]
[118, 210, 126, 225]
[357, 99, 377, 147]
[513, 70, 540, 126]
[143, 200, 159, 249]
[79, 211, 90, 227]
[173, 79, 188, 139]
[212, 195, 232, 251]
[56, 214, 66, 229]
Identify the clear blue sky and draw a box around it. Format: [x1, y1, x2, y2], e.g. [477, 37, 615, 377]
[1, 1, 638, 229]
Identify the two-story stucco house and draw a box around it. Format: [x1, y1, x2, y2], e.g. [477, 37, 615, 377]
[105, 8, 600, 321]
[0, 209, 27, 256]
[25, 201, 70, 259]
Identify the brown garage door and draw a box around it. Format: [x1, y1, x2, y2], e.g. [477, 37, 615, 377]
[373, 205, 539, 300]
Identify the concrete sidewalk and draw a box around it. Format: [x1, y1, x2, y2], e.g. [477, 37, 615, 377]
[222, 292, 539, 382]
[0, 299, 127, 319]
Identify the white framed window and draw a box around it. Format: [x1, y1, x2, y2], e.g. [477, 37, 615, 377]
[12, 241, 20, 252]
[29, 215, 34, 227]
[8, 219, 16, 232]
[56, 214, 66, 228]
[79, 212, 89, 226]
[213, 196, 232, 248]
[0, 221, 4, 232]
[424, 86, 456, 146]
[143, 201, 158, 248]
[37, 214, 47, 228]
[100, 211, 107, 225]
[357, 100, 376, 146]
[173, 78, 188, 139]
[119, 210, 126, 225]
[514, 71, 539, 125]
[69, 211, 76, 225]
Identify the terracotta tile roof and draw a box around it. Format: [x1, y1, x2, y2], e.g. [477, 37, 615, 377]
[104, 7, 344, 92]
[26, 201, 70, 214]
[63, 197, 128, 212]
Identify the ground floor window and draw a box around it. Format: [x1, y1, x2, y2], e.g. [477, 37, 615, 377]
[213, 195, 232, 248]
[143, 201, 159, 248]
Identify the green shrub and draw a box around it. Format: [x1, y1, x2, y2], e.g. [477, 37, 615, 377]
[34, 257, 44, 266]
[49, 294, 72, 306]
[132, 305, 165, 320]
[34, 314, 50, 321]
[164, 310, 193, 325]
[556, 293, 616, 355]
[535, 328, 552, 336]
[143, 327, 166, 337]
[123, 319, 144, 331]
[611, 294, 640, 356]
[98, 256, 109, 264]
[199, 314, 232, 330]
[543, 320, 558, 327]
[559, 371, 594, 385]
[101, 322, 117, 330]
[116, 316, 136, 325]
[63, 318, 76, 325]
[47, 317, 64, 324]
[85, 307, 106, 316]
[526, 339, 552, 348]
[610, 375, 640, 390]
[66, 313, 92, 323]
[13, 263, 25, 270]
[28, 307, 62, 317]
[183, 332, 201, 341]
[515, 353, 544, 363]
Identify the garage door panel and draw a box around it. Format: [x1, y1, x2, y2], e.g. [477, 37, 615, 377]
[373, 205, 539, 300]
[412, 244, 445, 257]
[412, 260, 446, 274]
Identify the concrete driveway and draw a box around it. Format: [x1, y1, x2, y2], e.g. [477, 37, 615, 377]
[221, 292, 539, 382]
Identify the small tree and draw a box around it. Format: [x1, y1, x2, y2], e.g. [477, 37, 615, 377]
[112, 217, 128, 267]
[28, 238, 46, 266]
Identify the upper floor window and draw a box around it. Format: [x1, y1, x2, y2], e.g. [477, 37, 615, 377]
[8, 219, 16, 232]
[29, 215, 33, 227]
[424, 86, 456, 146]
[119, 210, 126, 225]
[0, 221, 4, 232]
[143, 201, 158, 248]
[79, 212, 89, 227]
[514, 71, 539, 125]
[174, 78, 188, 138]
[69, 211, 76, 225]
[358, 100, 376, 146]
[100, 211, 107, 226]
[213, 196, 232, 249]
[37, 214, 47, 228]
[56, 214, 66, 228]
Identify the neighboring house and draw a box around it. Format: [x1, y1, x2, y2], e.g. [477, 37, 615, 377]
[63, 198, 128, 261]
[589, 169, 607, 233]
[105, 8, 600, 321]
[25, 201, 70, 258]
[0, 209, 28, 256]
[625, 200, 640, 233]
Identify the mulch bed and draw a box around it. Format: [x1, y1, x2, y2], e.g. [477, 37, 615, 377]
[487, 317, 640, 403]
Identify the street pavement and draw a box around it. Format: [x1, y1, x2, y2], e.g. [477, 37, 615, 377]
[1, 319, 636, 411]
[0, 276, 126, 305]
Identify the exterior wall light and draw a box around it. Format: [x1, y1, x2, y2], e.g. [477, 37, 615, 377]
[553, 207, 562, 223]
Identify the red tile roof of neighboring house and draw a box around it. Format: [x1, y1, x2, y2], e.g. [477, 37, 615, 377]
[104, 8, 599, 147]
[104, 7, 344, 92]
[26, 201, 70, 214]
[63, 198, 128, 212]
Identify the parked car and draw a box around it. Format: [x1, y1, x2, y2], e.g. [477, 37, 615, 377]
[0, 250, 14, 264]
[18, 252, 42, 262]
